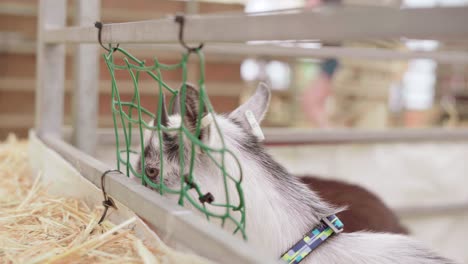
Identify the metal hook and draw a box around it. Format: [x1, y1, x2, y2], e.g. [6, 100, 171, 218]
[94, 21, 120, 53]
[98, 169, 120, 224]
[175, 14, 204, 53]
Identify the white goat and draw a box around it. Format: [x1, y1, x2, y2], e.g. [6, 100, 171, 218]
[136, 83, 454, 264]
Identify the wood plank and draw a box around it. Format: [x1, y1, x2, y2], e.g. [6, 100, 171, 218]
[0, 90, 37, 115]
[206, 44, 468, 64]
[264, 128, 468, 145]
[0, 128, 29, 139]
[35, 0, 67, 137]
[0, 1, 37, 17]
[44, 6, 468, 44]
[5, 38, 468, 64]
[0, 1, 243, 21]
[76, 126, 468, 146]
[0, 15, 37, 40]
[1, 114, 34, 128]
[72, 0, 100, 154]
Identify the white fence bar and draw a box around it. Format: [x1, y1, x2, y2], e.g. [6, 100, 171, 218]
[72, 0, 100, 155]
[44, 6, 468, 44]
[40, 134, 273, 264]
[5, 38, 468, 63]
[35, 0, 67, 137]
[203, 44, 468, 64]
[81, 128, 468, 146]
[119, 43, 468, 64]
[264, 128, 468, 145]
[396, 202, 468, 218]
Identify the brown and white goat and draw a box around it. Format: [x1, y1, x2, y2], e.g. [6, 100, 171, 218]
[300, 176, 408, 234]
[137, 83, 454, 264]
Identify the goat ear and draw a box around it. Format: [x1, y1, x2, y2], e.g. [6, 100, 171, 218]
[173, 83, 208, 132]
[157, 93, 169, 127]
[229, 82, 271, 128]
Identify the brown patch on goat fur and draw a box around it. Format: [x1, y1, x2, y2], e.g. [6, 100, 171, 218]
[300, 176, 409, 234]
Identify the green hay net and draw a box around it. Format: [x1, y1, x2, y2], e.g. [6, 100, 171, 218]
[101, 47, 247, 239]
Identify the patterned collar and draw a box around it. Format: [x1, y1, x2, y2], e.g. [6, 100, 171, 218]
[280, 214, 344, 264]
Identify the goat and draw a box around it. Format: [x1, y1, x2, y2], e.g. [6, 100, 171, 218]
[300, 176, 408, 234]
[136, 83, 454, 264]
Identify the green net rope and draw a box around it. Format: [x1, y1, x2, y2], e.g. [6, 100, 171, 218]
[102, 47, 247, 239]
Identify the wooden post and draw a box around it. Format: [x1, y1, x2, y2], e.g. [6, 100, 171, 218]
[72, 0, 100, 154]
[36, 0, 67, 137]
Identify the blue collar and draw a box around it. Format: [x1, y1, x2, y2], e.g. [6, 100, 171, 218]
[280, 214, 344, 264]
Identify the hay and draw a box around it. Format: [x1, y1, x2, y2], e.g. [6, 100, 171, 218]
[0, 134, 213, 264]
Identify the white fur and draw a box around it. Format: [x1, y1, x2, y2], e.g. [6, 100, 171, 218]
[138, 83, 454, 264]
[198, 116, 315, 254]
[191, 115, 452, 264]
[166, 115, 182, 137]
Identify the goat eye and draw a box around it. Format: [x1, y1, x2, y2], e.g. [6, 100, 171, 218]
[145, 167, 159, 178]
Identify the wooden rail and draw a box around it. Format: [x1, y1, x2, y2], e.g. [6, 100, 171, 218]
[5, 39, 468, 63]
[74, 128, 468, 146]
[4, 38, 468, 63]
[44, 6, 468, 44]
[263, 128, 468, 145]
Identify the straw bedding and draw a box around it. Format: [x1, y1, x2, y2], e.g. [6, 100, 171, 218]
[0, 135, 212, 264]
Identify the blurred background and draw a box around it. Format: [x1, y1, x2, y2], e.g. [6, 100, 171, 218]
[2, 0, 468, 139]
[2, 0, 468, 262]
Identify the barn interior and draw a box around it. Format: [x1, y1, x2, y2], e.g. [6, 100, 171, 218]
[1, 0, 468, 263]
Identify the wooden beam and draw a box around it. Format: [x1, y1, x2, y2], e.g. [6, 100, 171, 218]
[82, 127, 468, 146]
[0, 1, 243, 21]
[204, 44, 468, 64]
[264, 128, 468, 145]
[0, 114, 34, 128]
[122, 43, 468, 64]
[396, 202, 468, 218]
[35, 0, 67, 138]
[72, 0, 100, 155]
[74, 127, 459, 145]
[44, 6, 468, 44]
[4, 38, 468, 64]
[39, 134, 270, 264]
[0, 2, 36, 16]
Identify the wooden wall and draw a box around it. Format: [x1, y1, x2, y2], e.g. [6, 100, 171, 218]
[0, 0, 246, 138]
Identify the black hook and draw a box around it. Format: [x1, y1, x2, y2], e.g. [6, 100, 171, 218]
[94, 21, 120, 53]
[175, 14, 204, 53]
[98, 169, 120, 224]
